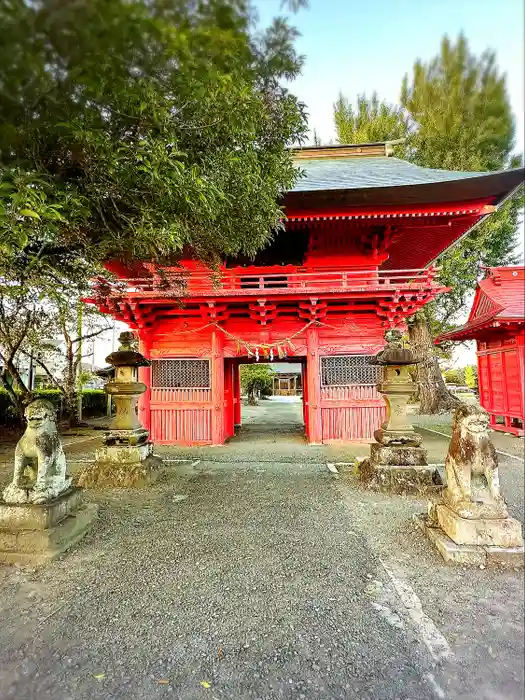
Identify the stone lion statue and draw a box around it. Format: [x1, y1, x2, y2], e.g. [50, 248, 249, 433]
[442, 404, 507, 520]
[2, 399, 71, 505]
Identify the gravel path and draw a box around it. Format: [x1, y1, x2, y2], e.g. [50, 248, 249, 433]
[0, 462, 444, 700]
[0, 398, 523, 700]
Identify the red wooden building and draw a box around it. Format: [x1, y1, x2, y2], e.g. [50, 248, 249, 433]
[439, 266, 525, 437]
[91, 142, 524, 445]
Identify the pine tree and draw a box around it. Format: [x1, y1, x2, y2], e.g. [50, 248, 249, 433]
[333, 34, 523, 414]
[333, 92, 407, 144]
[401, 34, 523, 413]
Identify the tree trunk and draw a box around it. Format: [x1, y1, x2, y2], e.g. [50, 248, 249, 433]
[0, 359, 31, 421]
[64, 389, 82, 429]
[408, 313, 461, 414]
[0, 373, 25, 421]
[248, 387, 259, 406]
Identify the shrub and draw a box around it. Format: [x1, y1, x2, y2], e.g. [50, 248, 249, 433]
[240, 364, 275, 404]
[464, 365, 479, 390]
[0, 388, 106, 426]
[443, 368, 465, 385]
[81, 389, 107, 418]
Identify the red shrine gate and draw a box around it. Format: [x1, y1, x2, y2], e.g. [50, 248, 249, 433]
[91, 142, 524, 445]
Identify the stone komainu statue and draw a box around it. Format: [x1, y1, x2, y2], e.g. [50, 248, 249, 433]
[2, 399, 72, 505]
[443, 404, 507, 520]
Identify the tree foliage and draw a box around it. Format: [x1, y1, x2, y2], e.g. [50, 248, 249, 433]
[333, 92, 407, 145]
[400, 34, 515, 171]
[333, 34, 523, 412]
[334, 36, 523, 325]
[240, 363, 275, 404]
[0, 283, 109, 423]
[0, 0, 308, 416]
[442, 368, 465, 385]
[464, 365, 478, 390]
[0, 0, 308, 284]
[400, 34, 523, 332]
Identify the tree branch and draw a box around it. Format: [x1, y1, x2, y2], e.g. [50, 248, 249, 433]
[20, 351, 66, 395]
[71, 327, 110, 344]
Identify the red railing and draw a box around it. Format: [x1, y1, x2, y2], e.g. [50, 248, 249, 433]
[107, 266, 439, 298]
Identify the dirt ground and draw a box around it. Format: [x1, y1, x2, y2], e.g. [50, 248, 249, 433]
[0, 397, 523, 699]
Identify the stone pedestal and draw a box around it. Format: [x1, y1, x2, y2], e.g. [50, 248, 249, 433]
[359, 458, 441, 494]
[359, 440, 441, 494]
[0, 488, 97, 566]
[370, 442, 427, 465]
[417, 404, 525, 567]
[78, 442, 163, 488]
[415, 509, 524, 568]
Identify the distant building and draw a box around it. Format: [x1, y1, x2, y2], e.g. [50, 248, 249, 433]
[271, 363, 302, 396]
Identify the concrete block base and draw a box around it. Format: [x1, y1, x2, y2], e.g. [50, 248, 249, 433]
[0, 488, 83, 531]
[359, 459, 442, 495]
[0, 489, 97, 566]
[436, 504, 523, 548]
[414, 514, 525, 568]
[77, 443, 163, 488]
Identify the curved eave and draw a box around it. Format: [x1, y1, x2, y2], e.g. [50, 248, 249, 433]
[437, 318, 525, 343]
[283, 168, 524, 215]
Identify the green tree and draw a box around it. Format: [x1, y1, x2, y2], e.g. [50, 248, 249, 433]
[0, 0, 308, 412]
[464, 365, 478, 390]
[333, 92, 408, 144]
[400, 34, 515, 171]
[443, 368, 465, 386]
[0, 285, 109, 423]
[401, 34, 523, 412]
[240, 364, 275, 405]
[333, 35, 523, 414]
[0, 0, 307, 277]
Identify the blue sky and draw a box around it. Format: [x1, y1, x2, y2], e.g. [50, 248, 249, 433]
[256, 0, 524, 154]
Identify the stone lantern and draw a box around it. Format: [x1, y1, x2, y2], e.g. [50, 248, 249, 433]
[78, 332, 162, 487]
[359, 330, 441, 494]
[104, 331, 150, 445]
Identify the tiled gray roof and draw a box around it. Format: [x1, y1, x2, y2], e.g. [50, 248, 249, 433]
[291, 156, 496, 192]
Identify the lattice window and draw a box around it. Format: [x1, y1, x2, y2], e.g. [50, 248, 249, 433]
[321, 355, 380, 386]
[151, 359, 210, 388]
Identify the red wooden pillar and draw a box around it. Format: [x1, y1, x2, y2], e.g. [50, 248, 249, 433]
[233, 361, 242, 427]
[211, 329, 225, 445]
[516, 332, 525, 434]
[306, 325, 322, 444]
[138, 335, 151, 434]
[302, 360, 308, 431]
[224, 359, 234, 438]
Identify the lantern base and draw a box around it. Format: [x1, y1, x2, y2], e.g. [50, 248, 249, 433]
[78, 442, 164, 488]
[373, 428, 423, 447]
[358, 458, 442, 495]
[103, 428, 150, 446]
[370, 443, 428, 466]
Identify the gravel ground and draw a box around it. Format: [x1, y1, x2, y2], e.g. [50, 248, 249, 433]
[0, 398, 523, 700]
